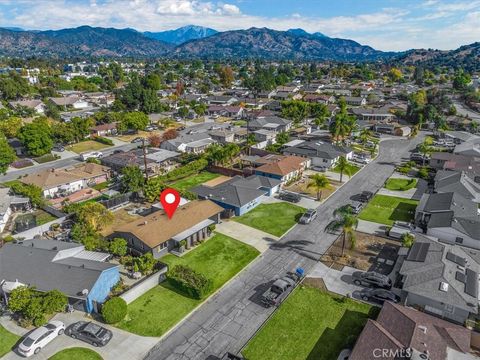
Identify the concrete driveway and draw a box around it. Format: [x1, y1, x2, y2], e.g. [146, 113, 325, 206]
[308, 262, 363, 297]
[215, 221, 278, 253]
[2, 311, 158, 360]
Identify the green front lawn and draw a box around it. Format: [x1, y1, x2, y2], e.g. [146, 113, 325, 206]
[385, 178, 417, 191]
[117, 233, 259, 336]
[169, 171, 220, 191]
[233, 203, 305, 237]
[34, 153, 60, 164]
[359, 194, 419, 225]
[67, 140, 110, 154]
[0, 324, 20, 358]
[33, 209, 57, 225]
[242, 287, 376, 360]
[49, 347, 103, 360]
[331, 162, 361, 176]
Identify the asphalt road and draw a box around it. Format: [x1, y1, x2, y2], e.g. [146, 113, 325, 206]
[144, 134, 425, 360]
[0, 142, 138, 183]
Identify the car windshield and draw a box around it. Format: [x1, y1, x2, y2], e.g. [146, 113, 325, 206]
[45, 323, 56, 330]
[22, 337, 35, 347]
[83, 323, 102, 336]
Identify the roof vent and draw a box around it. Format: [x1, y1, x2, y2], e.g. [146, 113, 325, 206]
[440, 282, 449, 292]
[418, 325, 427, 334]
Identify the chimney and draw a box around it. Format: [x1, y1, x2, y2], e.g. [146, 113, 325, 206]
[418, 325, 427, 334]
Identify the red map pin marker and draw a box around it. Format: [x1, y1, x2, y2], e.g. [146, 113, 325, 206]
[160, 188, 181, 219]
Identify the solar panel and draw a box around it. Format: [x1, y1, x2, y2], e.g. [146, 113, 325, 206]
[446, 252, 467, 267]
[456, 271, 466, 283]
[407, 242, 430, 262]
[465, 268, 478, 297]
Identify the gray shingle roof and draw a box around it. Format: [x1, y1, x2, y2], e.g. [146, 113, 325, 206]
[399, 235, 479, 313]
[283, 141, 352, 160]
[0, 239, 117, 299]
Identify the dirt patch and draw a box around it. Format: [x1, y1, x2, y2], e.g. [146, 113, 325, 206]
[303, 277, 327, 291]
[203, 175, 231, 187]
[284, 176, 342, 200]
[321, 231, 400, 274]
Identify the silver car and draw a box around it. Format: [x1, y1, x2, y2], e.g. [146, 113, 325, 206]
[299, 209, 317, 224]
[18, 321, 65, 357]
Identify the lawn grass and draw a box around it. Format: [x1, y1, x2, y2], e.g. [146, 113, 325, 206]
[67, 140, 110, 154]
[33, 209, 57, 225]
[359, 194, 419, 226]
[0, 324, 20, 358]
[233, 203, 305, 237]
[117, 233, 259, 336]
[34, 153, 60, 164]
[48, 347, 103, 360]
[169, 171, 220, 191]
[242, 287, 376, 360]
[385, 178, 417, 191]
[331, 162, 361, 176]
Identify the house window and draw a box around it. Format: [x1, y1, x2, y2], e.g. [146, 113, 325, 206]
[444, 304, 454, 313]
[455, 237, 464, 244]
[323, 159, 328, 163]
[159, 242, 167, 249]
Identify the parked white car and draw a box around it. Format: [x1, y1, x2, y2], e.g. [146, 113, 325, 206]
[17, 321, 65, 357]
[81, 151, 103, 161]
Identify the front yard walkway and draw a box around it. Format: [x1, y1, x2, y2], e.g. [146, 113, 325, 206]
[216, 220, 279, 253]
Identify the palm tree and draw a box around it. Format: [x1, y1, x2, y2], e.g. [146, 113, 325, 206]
[307, 174, 331, 201]
[359, 128, 372, 144]
[418, 136, 433, 166]
[336, 156, 352, 183]
[332, 206, 358, 256]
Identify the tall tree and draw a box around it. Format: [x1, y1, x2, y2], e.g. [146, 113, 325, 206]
[336, 156, 352, 183]
[18, 118, 53, 156]
[121, 165, 144, 192]
[0, 134, 15, 174]
[307, 174, 331, 201]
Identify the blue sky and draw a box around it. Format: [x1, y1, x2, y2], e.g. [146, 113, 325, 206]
[0, 0, 479, 51]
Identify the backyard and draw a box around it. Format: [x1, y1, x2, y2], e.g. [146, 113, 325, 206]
[242, 286, 376, 360]
[358, 195, 418, 226]
[0, 324, 20, 358]
[384, 178, 417, 191]
[48, 347, 103, 360]
[233, 203, 305, 237]
[67, 140, 111, 154]
[169, 171, 220, 191]
[117, 233, 259, 336]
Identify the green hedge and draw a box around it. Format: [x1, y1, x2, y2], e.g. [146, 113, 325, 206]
[101, 297, 127, 324]
[167, 265, 213, 299]
[95, 136, 114, 146]
[159, 158, 208, 182]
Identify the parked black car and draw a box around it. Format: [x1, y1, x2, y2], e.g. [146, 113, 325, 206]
[66, 321, 113, 347]
[359, 288, 400, 304]
[279, 192, 301, 203]
[358, 191, 373, 202]
[352, 271, 392, 289]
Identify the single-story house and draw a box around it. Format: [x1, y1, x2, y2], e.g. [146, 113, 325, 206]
[20, 163, 110, 198]
[8, 99, 45, 114]
[282, 140, 353, 169]
[207, 105, 244, 119]
[205, 95, 237, 105]
[350, 107, 395, 122]
[248, 116, 292, 133]
[209, 130, 236, 144]
[454, 138, 480, 157]
[254, 155, 310, 183]
[434, 170, 480, 203]
[48, 96, 89, 109]
[90, 123, 117, 137]
[429, 152, 480, 174]
[0, 188, 29, 233]
[192, 175, 281, 216]
[397, 235, 479, 324]
[345, 96, 367, 106]
[0, 239, 119, 313]
[160, 133, 216, 154]
[110, 200, 223, 258]
[253, 129, 276, 144]
[350, 301, 474, 360]
[415, 192, 480, 249]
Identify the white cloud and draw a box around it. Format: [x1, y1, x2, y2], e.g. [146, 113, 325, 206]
[2, 0, 480, 51]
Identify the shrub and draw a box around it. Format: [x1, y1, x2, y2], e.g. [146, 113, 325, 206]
[401, 233, 415, 248]
[167, 265, 213, 299]
[158, 158, 208, 182]
[11, 159, 34, 169]
[101, 297, 127, 324]
[109, 238, 128, 256]
[417, 167, 429, 180]
[94, 136, 114, 146]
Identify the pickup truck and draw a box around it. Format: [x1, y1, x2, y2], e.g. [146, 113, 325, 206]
[261, 268, 304, 308]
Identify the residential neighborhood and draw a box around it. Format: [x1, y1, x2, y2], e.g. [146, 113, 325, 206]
[1, 2, 480, 360]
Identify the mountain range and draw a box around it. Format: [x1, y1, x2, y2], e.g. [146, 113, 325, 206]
[0, 24, 476, 65]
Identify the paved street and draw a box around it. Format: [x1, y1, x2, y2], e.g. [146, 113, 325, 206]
[0, 142, 138, 183]
[145, 134, 425, 360]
